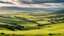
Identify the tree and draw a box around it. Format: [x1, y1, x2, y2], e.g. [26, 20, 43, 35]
[15, 25, 24, 30]
[8, 26, 15, 31]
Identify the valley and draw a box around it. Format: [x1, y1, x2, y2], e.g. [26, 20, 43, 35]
[0, 10, 64, 36]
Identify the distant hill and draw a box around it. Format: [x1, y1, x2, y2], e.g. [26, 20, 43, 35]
[54, 9, 64, 14]
[0, 7, 63, 11]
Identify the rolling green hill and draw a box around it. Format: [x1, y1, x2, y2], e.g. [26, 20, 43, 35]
[0, 11, 64, 36]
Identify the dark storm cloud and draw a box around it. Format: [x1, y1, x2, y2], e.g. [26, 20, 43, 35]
[20, 0, 64, 4]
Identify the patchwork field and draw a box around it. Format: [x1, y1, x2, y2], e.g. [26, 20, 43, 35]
[0, 10, 64, 36]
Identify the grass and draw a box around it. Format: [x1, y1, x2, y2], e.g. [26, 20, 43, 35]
[37, 21, 50, 24]
[0, 11, 64, 36]
[0, 23, 63, 35]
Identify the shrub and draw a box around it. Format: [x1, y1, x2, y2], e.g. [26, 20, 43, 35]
[49, 33, 53, 35]
[48, 26, 51, 27]
[1, 33, 5, 35]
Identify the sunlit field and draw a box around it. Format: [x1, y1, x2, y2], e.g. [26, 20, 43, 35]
[0, 10, 64, 36]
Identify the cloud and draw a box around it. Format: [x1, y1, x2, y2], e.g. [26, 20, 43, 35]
[0, 0, 64, 8]
[0, 1, 13, 4]
[19, 0, 64, 4]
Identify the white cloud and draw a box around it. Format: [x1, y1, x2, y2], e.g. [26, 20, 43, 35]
[0, 0, 64, 8]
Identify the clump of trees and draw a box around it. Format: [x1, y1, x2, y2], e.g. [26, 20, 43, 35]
[48, 16, 64, 24]
[7, 25, 24, 31]
[0, 24, 24, 31]
[37, 24, 44, 27]
[15, 25, 24, 30]
[7, 22, 25, 31]
[7, 26, 15, 31]
[48, 18, 58, 24]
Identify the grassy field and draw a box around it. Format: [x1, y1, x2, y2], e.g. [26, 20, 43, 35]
[0, 10, 64, 36]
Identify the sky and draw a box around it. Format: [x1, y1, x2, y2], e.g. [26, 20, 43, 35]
[0, 0, 64, 8]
